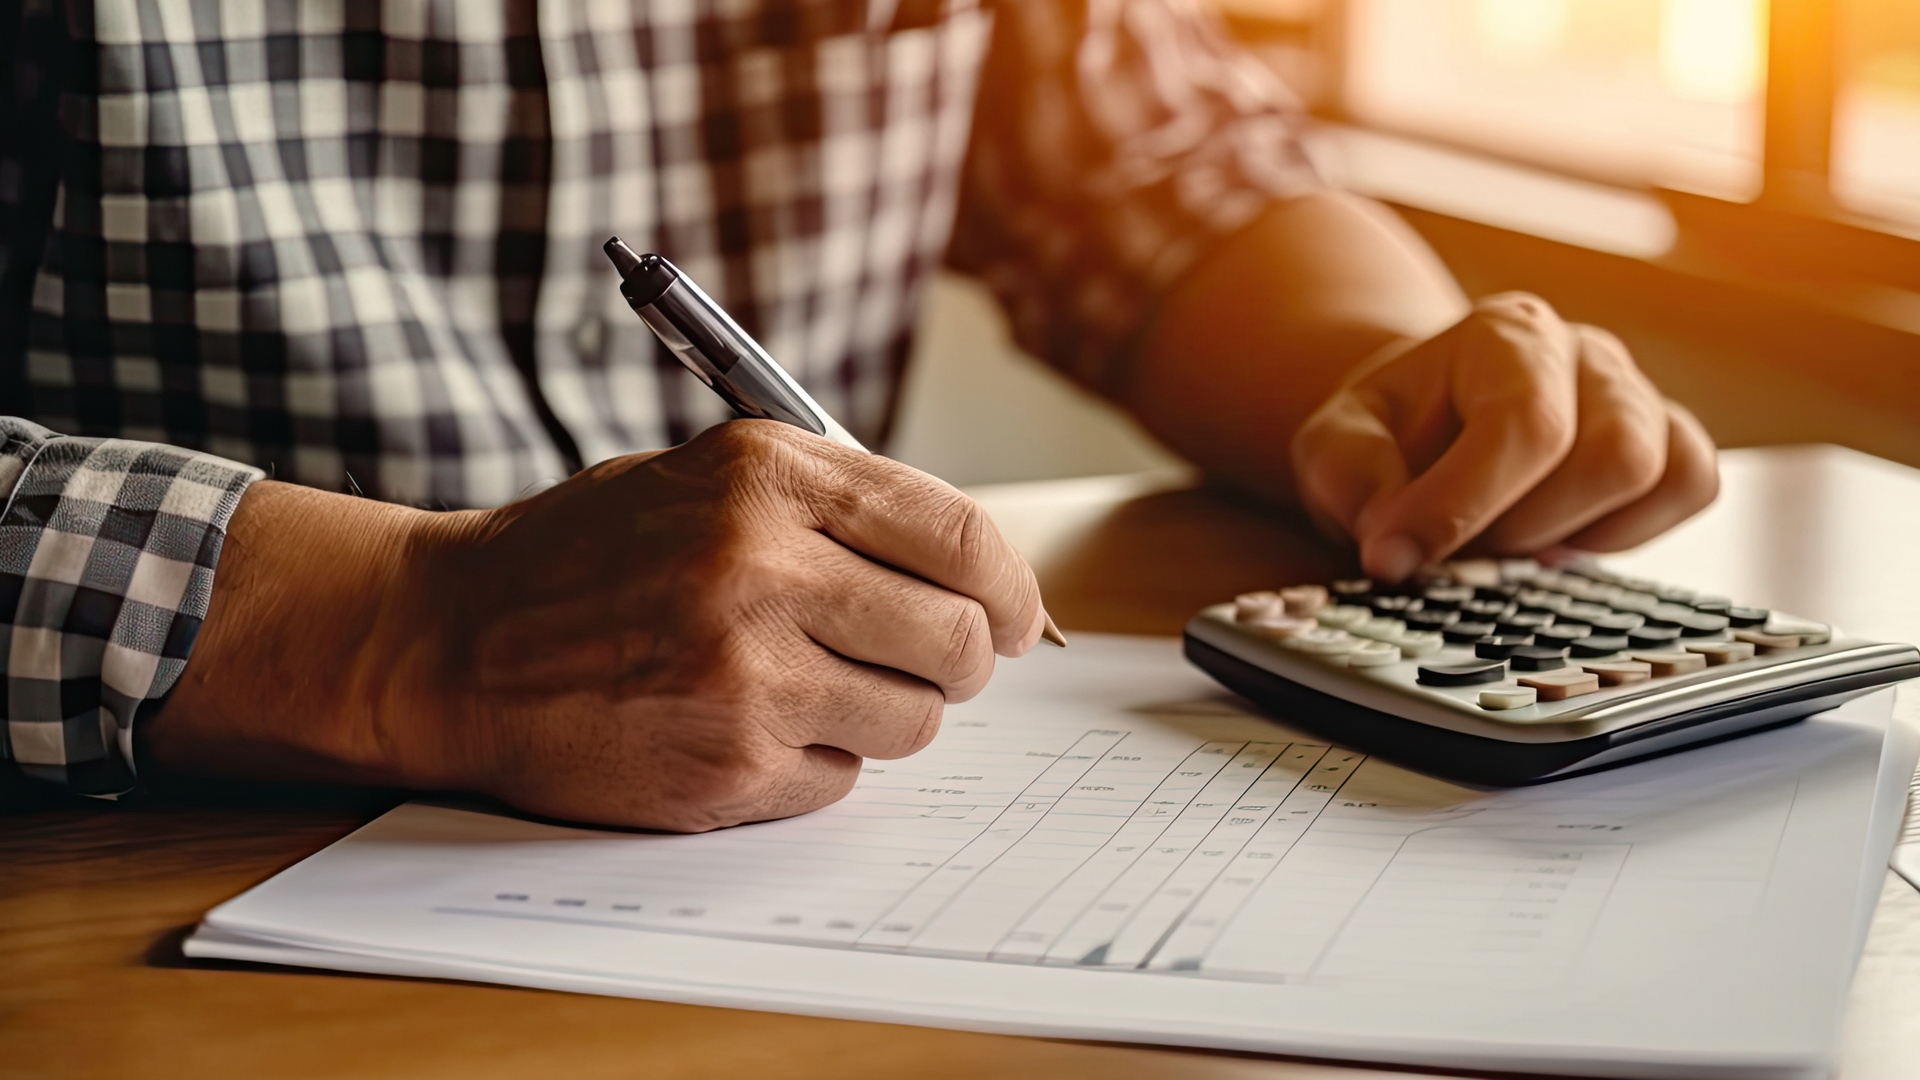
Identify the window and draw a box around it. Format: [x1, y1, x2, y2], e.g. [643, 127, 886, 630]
[1833, 0, 1920, 223]
[1340, 0, 1768, 200]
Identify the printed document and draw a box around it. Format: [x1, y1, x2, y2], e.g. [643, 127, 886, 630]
[188, 635, 1915, 1080]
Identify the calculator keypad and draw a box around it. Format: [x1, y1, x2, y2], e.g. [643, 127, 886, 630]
[1224, 558, 1836, 718]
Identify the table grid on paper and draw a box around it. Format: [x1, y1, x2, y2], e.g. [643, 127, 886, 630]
[434, 711, 1670, 983]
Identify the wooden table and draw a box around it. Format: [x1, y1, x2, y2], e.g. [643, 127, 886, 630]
[8, 445, 1920, 1080]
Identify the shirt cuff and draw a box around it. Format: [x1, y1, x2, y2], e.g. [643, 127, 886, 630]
[0, 419, 263, 795]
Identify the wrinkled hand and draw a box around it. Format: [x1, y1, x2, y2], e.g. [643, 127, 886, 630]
[157, 421, 1048, 832]
[1290, 293, 1718, 581]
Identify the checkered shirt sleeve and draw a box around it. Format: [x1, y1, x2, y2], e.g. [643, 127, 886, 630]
[952, 0, 1324, 395]
[0, 417, 261, 795]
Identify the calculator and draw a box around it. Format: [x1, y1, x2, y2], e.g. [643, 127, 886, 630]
[1184, 559, 1920, 785]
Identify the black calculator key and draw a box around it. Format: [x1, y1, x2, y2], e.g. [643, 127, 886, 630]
[1587, 612, 1645, 632]
[1570, 634, 1629, 657]
[1510, 646, 1569, 672]
[1368, 594, 1422, 614]
[1640, 612, 1683, 629]
[1628, 626, 1682, 649]
[1404, 609, 1457, 630]
[1536, 623, 1591, 644]
[1473, 635, 1534, 659]
[1496, 612, 1553, 635]
[1417, 660, 1508, 686]
[1332, 579, 1372, 599]
[1462, 599, 1511, 618]
[1727, 606, 1770, 627]
[1678, 612, 1730, 636]
[1473, 584, 1521, 601]
[1422, 586, 1473, 610]
[1443, 620, 1498, 643]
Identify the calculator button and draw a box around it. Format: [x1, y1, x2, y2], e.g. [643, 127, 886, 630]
[1518, 669, 1601, 701]
[1241, 614, 1318, 640]
[1422, 585, 1474, 610]
[1473, 583, 1521, 601]
[1764, 616, 1831, 645]
[1462, 599, 1511, 618]
[1284, 628, 1360, 655]
[1355, 616, 1408, 641]
[1280, 585, 1329, 616]
[1331, 579, 1373, 600]
[1496, 612, 1554, 635]
[1587, 612, 1646, 632]
[1685, 640, 1756, 665]
[1479, 685, 1539, 710]
[1473, 635, 1534, 659]
[1443, 620, 1499, 643]
[1510, 646, 1569, 672]
[1692, 597, 1731, 615]
[1676, 612, 1730, 636]
[1397, 631, 1445, 658]
[1631, 650, 1708, 677]
[1611, 592, 1660, 614]
[1627, 626, 1682, 650]
[1404, 609, 1458, 630]
[1347, 640, 1402, 667]
[1733, 629, 1803, 653]
[1726, 606, 1770, 627]
[1580, 659, 1652, 686]
[1316, 605, 1368, 629]
[1535, 623, 1591, 644]
[1235, 592, 1283, 621]
[1367, 594, 1418, 614]
[1418, 660, 1508, 686]
[1569, 634, 1630, 658]
[1654, 586, 1696, 604]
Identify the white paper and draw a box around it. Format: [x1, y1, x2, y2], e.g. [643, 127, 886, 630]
[189, 635, 1916, 1080]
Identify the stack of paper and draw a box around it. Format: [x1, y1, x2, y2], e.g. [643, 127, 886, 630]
[188, 636, 1915, 1080]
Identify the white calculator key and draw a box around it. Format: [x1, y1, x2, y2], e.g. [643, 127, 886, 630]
[1316, 605, 1368, 630]
[1354, 616, 1407, 641]
[1478, 685, 1538, 710]
[1235, 591, 1283, 621]
[1242, 614, 1317, 640]
[1284, 628, 1359, 655]
[1396, 631, 1444, 658]
[1348, 641, 1402, 667]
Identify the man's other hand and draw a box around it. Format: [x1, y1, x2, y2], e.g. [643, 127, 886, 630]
[1291, 294, 1719, 581]
[151, 422, 1049, 831]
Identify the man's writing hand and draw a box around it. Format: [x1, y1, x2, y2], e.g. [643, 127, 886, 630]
[151, 421, 1048, 830]
[1290, 293, 1719, 581]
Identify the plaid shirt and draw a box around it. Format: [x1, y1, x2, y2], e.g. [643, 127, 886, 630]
[0, 0, 1318, 791]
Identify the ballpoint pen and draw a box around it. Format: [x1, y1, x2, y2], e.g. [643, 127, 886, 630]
[604, 237, 1067, 648]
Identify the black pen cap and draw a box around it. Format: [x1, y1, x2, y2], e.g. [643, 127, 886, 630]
[604, 237, 679, 306]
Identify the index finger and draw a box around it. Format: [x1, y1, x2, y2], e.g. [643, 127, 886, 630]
[775, 432, 1047, 657]
[1353, 296, 1581, 575]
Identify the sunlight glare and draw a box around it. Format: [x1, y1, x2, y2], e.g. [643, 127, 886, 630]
[1659, 0, 1767, 103]
[1473, 0, 1571, 64]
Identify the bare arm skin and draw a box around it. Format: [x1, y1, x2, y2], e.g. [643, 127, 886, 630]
[148, 422, 1048, 831]
[1127, 190, 1719, 581]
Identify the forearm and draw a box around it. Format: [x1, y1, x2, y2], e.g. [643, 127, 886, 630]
[1126, 190, 1469, 502]
[145, 482, 489, 788]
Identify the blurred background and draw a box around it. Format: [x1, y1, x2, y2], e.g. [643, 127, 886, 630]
[891, 0, 1920, 487]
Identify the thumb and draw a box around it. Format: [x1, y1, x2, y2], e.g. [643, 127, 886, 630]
[1291, 392, 1410, 556]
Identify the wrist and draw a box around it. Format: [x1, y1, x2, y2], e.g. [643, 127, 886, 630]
[146, 481, 494, 788]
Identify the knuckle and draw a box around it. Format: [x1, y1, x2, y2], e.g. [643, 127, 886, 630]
[1590, 416, 1666, 494]
[940, 601, 995, 698]
[934, 493, 991, 580]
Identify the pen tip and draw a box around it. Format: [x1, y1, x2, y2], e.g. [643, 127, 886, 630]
[603, 237, 642, 278]
[1040, 613, 1068, 648]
